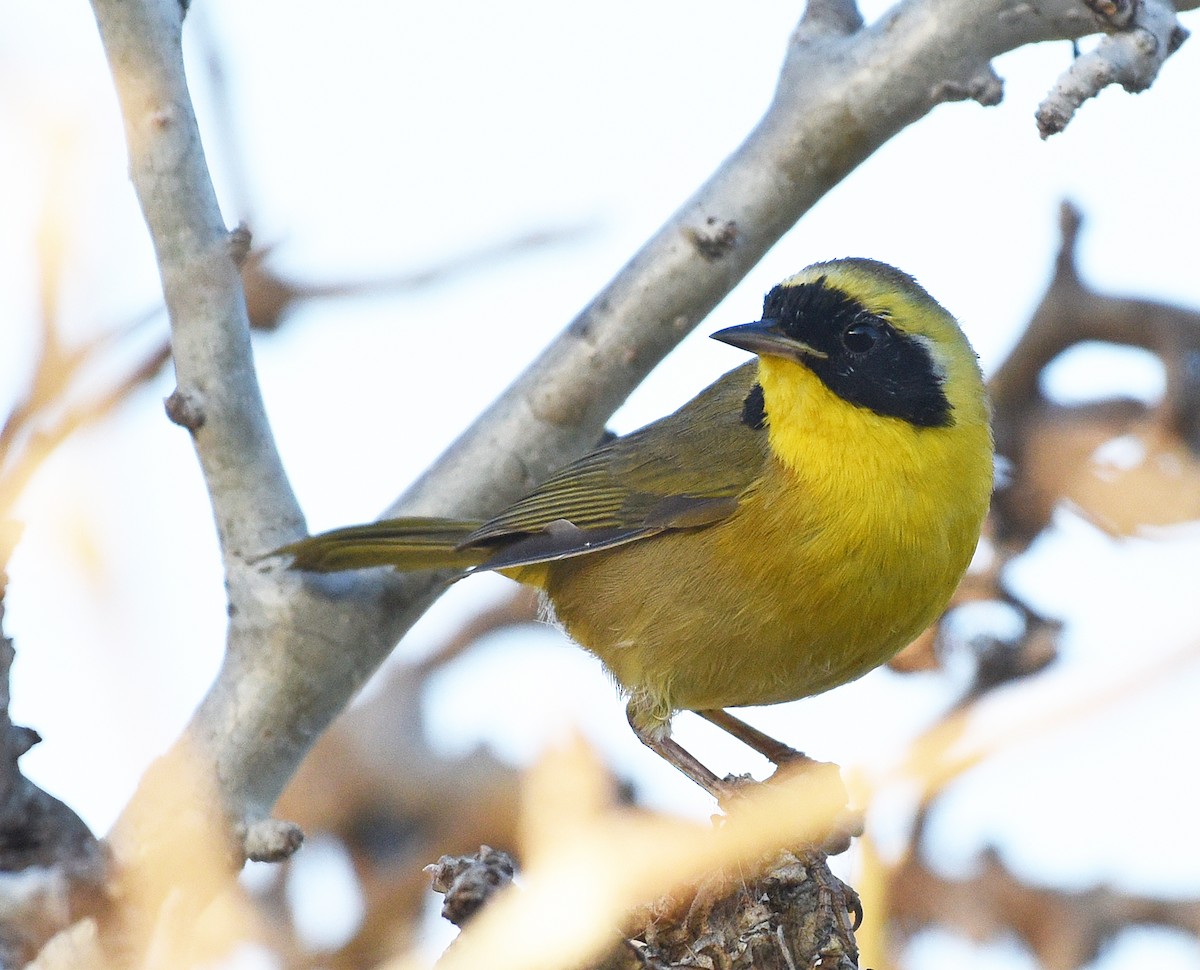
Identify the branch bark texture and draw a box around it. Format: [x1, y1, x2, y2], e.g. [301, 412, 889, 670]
[1037, 0, 1191, 136]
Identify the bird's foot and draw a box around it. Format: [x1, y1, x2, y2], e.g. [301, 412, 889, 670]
[708, 772, 759, 808]
[765, 757, 863, 856]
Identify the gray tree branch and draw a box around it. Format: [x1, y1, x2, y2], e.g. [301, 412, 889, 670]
[1037, 0, 1191, 136]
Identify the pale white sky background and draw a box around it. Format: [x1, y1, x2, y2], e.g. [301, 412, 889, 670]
[3, 2, 1200, 967]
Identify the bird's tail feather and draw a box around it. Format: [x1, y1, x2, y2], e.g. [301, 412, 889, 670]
[280, 518, 488, 572]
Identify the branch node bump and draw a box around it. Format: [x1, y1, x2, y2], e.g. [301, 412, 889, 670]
[797, 0, 863, 39]
[969, 65, 1005, 106]
[148, 109, 174, 131]
[1084, 0, 1137, 30]
[14, 724, 41, 757]
[240, 819, 304, 863]
[164, 390, 206, 431]
[426, 845, 516, 927]
[684, 219, 739, 261]
[933, 65, 1004, 107]
[228, 223, 253, 268]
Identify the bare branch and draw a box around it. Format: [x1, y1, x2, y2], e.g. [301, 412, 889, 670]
[239, 225, 591, 332]
[890, 846, 1200, 968]
[990, 202, 1200, 540]
[87, 0, 302, 562]
[0, 341, 171, 538]
[1037, 0, 1192, 137]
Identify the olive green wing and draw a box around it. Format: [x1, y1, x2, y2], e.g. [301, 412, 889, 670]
[281, 518, 487, 572]
[465, 362, 770, 571]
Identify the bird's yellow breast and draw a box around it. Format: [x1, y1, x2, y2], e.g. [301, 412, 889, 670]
[536, 356, 993, 734]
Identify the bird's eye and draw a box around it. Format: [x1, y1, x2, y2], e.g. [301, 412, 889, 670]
[843, 321, 882, 354]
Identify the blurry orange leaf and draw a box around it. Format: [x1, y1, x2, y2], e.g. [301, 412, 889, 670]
[1069, 422, 1200, 534]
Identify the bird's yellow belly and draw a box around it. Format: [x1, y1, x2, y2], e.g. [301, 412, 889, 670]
[534, 458, 979, 733]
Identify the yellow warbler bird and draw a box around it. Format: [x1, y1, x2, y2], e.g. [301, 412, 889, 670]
[282, 258, 993, 795]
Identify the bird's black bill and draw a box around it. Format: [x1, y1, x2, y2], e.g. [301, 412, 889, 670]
[710, 320, 828, 362]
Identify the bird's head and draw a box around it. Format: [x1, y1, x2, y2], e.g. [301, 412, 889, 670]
[711, 257, 987, 432]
